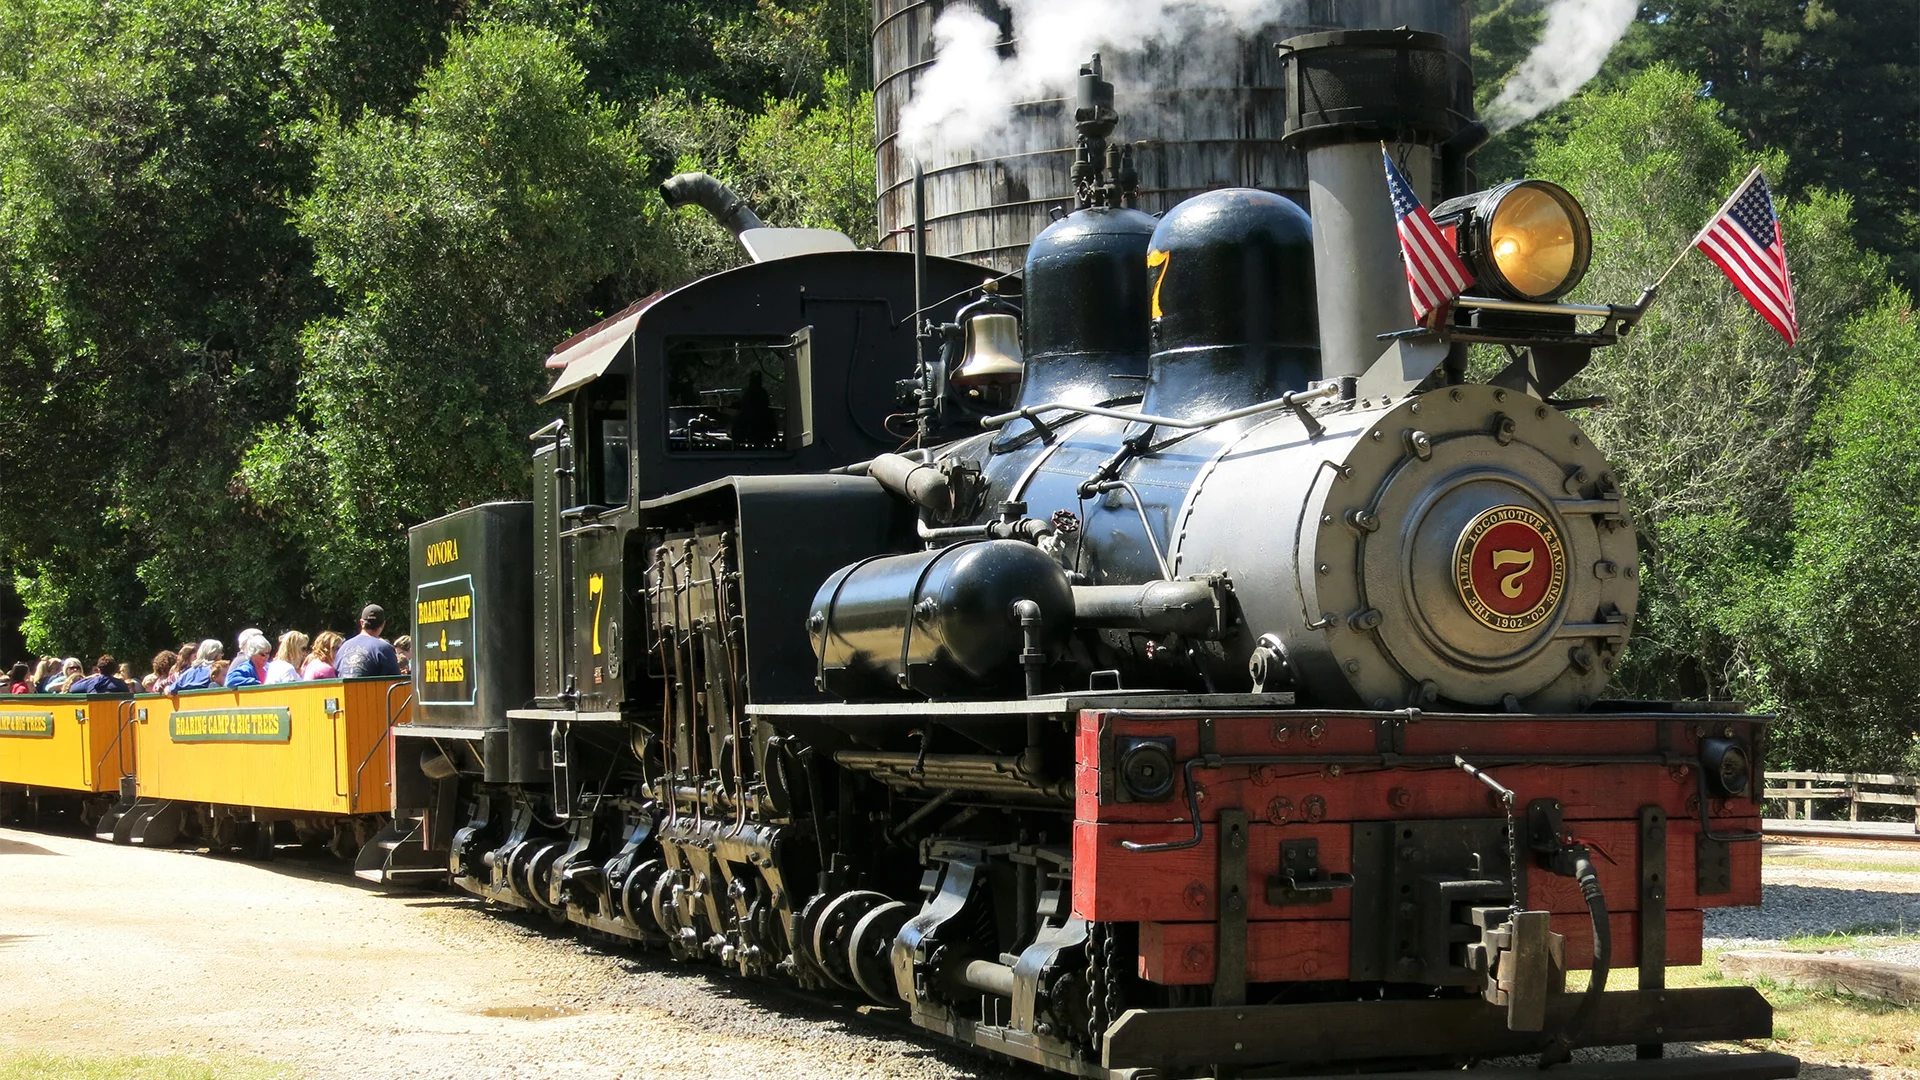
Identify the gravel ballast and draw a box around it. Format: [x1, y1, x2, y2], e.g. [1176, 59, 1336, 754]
[0, 828, 1016, 1080]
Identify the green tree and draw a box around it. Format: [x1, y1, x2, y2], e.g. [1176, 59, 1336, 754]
[0, 0, 328, 657]
[244, 24, 669, 611]
[1614, 0, 1919, 288]
[1764, 300, 1920, 768]
[1526, 65, 1912, 767]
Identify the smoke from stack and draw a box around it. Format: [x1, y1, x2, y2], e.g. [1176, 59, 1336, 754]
[899, 0, 1305, 159]
[1481, 0, 1637, 133]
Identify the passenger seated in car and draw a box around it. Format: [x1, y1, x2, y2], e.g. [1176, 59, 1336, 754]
[170, 639, 223, 692]
[266, 631, 308, 684]
[66, 655, 130, 695]
[225, 633, 272, 687]
[302, 631, 342, 680]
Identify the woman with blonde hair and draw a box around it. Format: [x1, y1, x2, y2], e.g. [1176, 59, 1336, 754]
[48, 657, 83, 693]
[265, 631, 308, 684]
[301, 631, 343, 680]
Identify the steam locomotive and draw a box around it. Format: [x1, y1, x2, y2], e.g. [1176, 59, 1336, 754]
[361, 32, 1785, 1080]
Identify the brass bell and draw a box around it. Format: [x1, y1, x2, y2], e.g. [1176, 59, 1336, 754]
[951, 312, 1025, 386]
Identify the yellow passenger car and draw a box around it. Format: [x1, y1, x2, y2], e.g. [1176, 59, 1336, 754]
[113, 678, 410, 856]
[0, 694, 136, 826]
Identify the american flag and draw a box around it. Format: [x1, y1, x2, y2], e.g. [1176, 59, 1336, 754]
[1384, 147, 1474, 324]
[1694, 168, 1798, 344]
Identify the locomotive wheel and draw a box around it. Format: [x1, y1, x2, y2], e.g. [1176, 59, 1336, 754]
[506, 840, 545, 907]
[810, 890, 891, 992]
[620, 858, 664, 932]
[525, 841, 565, 915]
[790, 892, 835, 987]
[246, 821, 276, 862]
[847, 900, 911, 1005]
[651, 866, 686, 944]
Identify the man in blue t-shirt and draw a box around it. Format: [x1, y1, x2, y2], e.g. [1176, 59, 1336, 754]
[335, 604, 401, 678]
[66, 655, 130, 695]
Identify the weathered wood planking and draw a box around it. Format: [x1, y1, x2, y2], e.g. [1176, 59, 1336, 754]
[1721, 949, 1920, 1006]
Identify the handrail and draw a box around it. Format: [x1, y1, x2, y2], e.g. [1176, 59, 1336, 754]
[93, 700, 136, 788]
[981, 382, 1340, 432]
[354, 683, 414, 810]
[74, 704, 90, 788]
[332, 708, 350, 799]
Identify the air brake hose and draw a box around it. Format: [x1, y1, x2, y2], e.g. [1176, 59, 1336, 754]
[1540, 854, 1610, 1069]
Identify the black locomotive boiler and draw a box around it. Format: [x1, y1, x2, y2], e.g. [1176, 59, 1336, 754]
[362, 33, 1787, 1080]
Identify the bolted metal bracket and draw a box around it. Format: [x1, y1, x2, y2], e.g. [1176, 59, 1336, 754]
[1214, 809, 1250, 1006]
[1638, 805, 1669, 1059]
[1696, 835, 1732, 896]
[1268, 838, 1355, 906]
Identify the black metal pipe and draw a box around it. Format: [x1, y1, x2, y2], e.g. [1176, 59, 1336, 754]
[659, 172, 765, 237]
[1015, 599, 1045, 700]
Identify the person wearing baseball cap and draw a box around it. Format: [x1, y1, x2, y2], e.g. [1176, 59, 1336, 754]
[333, 603, 401, 678]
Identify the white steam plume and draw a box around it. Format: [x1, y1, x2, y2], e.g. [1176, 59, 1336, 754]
[1481, 0, 1637, 133]
[899, 0, 1301, 160]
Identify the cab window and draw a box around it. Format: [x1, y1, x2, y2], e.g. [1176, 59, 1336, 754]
[582, 375, 630, 506]
[664, 335, 809, 455]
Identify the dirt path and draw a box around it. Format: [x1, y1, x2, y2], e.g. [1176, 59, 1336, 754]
[9, 828, 1919, 1080]
[0, 827, 1015, 1080]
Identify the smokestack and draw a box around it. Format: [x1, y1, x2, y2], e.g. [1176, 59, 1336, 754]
[1278, 30, 1469, 381]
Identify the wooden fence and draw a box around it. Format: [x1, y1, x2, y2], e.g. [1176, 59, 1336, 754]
[1765, 771, 1920, 830]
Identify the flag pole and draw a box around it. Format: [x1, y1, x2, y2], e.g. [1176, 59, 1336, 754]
[1633, 164, 1766, 316]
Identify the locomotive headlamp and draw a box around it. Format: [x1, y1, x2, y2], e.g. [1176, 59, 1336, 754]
[1118, 738, 1176, 801]
[1699, 737, 1753, 799]
[1432, 179, 1592, 302]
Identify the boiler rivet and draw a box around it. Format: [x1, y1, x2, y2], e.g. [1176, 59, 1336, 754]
[1318, 563, 1331, 576]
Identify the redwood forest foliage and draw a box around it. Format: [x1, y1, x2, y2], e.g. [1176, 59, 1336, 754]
[1, 0, 1916, 768]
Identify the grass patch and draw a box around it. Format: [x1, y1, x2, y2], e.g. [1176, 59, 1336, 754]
[0, 1051, 291, 1080]
[1560, 943, 1920, 1064]
[1773, 925, 1920, 949]
[1685, 947, 1920, 1067]
[1764, 854, 1920, 874]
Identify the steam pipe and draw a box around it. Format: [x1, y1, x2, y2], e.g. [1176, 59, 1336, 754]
[1072, 580, 1222, 638]
[659, 173, 765, 238]
[869, 453, 955, 517]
